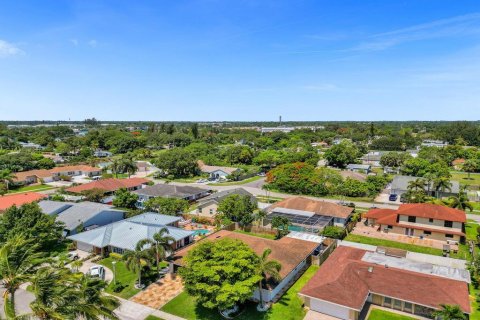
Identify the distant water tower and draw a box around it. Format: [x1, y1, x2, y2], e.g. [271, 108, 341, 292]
[279, 115, 282, 126]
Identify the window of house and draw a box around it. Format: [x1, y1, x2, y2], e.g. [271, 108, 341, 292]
[209, 209, 213, 215]
[383, 297, 392, 307]
[112, 247, 124, 254]
[404, 302, 413, 313]
[393, 299, 402, 310]
[424, 231, 431, 235]
[429, 218, 433, 223]
[446, 234, 454, 238]
[408, 216, 416, 223]
[444, 220, 453, 228]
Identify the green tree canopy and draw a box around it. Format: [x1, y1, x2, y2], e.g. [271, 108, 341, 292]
[179, 238, 262, 310]
[152, 149, 198, 178]
[113, 188, 139, 209]
[144, 197, 189, 215]
[217, 194, 257, 227]
[323, 140, 360, 168]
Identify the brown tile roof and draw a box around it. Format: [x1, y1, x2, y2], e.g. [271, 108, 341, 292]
[66, 178, 149, 194]
[172, 230, 318, 279]
[49, 165, 101, 173]
[267, 196, 353, 219]
[452, 158, 466, 166]
[299, 246, 470, 313]
[197, 160, 238, 175]
[13, 169, 53, 182]
[0, 192, 48, 211]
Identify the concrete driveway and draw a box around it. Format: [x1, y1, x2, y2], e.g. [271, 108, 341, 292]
[0, 287, 34, 318]
[79, 259, 114, 283]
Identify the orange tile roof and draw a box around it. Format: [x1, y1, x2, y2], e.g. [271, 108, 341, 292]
[66, 178, 149, 194]
[267, 196, 353, 219]
[0, 192, 47, 211]
[13, 169, 53, 182]
[299, 246, 470, 313]
[173, 229, 318, 279]
[49, 165, 101, 173]
[397, 203, 466, 222]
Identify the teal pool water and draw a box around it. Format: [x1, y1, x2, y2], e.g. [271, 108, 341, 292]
[288, 225, 305, 232]
[193, 229, 210, 236]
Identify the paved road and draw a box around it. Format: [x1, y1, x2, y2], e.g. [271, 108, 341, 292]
[113, 294, 186, 320]
[468, 214, 480, 223]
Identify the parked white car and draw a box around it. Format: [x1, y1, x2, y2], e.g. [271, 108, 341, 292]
[67, 252, 79, 261]
[88, 265, 105, 279]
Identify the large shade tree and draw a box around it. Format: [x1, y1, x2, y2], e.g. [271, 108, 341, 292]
[179, 238, 262, 310]
[217, 194, 257, 228]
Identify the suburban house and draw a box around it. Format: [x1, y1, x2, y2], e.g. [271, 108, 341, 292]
[364, 203, 466, 243]
[264, 197, 354, 233]
[93, 149, 112, 157]
[360, 151, 386, 167]
[421, 139, 448, 148]
[390, 175, 459, 198]
[299, 245, 470, 319]
[13, 165, 102, 185]
[19, 141, 44, 150]
[43, 153, 65, 163]
[172, 229, 319, 303]
[0, 192, 47, 212]
[195, 188, 255, 218]
[66, 177, 149, 196]
[197, 160, 240, 180]
[134, 184, 211, 208]
[39, 200, 125, 236]
[452, 158, 466, 170]
[68, 212, 194, 255]
[345, 164, 371, 174]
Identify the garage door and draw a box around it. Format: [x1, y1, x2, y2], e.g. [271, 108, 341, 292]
[310, 298, 351, 319]
[77, 242, 93, 253]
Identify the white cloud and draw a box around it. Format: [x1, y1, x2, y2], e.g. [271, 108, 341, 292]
[351, 12, 480, 52]
[70, 39, 79, 46]
[0, 39, 24, 57]
[88, 39, 97, 48]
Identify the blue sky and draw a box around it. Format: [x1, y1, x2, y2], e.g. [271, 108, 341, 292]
[1, 0, 480, 121]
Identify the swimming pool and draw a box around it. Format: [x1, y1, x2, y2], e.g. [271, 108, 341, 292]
[192, 229, 210, 236]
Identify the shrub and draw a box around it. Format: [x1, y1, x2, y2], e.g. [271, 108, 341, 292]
[111, 282, 126, 292]
[58, 174, 72, 182]
[321, 226, 346, 239]
[109, 252, 123, 260]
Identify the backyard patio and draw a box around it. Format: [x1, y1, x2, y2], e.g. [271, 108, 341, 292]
[131, 274, 184, 309]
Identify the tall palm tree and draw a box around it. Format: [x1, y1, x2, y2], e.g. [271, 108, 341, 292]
[449, 187, 473, 212]
[0, 236, 43, 318]
[110, 159, 122, 178]
[432, 304, 466, 320]
[433, 177, 452, 199]
[121, 158, 137, 178]
[0, 169, 15, 191]
[408, 178, 426, 192]
[147, 228, 175, 271]
[74, 275, 120, 320]
[123, 239, 152, 288]
[256, 249, 282, 310]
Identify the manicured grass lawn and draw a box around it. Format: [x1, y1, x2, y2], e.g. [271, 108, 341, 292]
[8, 184, 55, 193]
[161, 265, 320, 320]
[344, 234, 444, 256]
[100, 257, 141, 299]
[234, 229, 276, 240]
[367, 309, 416, 320]
[144, 316, 164, 320]
[208, 175, 262, 186]
[451, 171, 480, 187]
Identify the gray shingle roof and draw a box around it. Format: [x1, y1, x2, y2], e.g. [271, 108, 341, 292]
[38, 200, 73, 215]
[67, 213, 193, 251]
[133, 184, 210, 198]
[198, 188, 254, 207]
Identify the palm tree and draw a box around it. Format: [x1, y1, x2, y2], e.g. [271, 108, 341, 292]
[408, 178, 426, 192]
[0, 236, 43, 318]
[147, 228, 175, 272]
[449, 187, 473, 212]
[432, 304, 466, 320]
[122, 158, 137, 178]
[433, 177, 452, 199]
[256, 249, 281, 311]
[0, 169, 15, 191]
[253, 210, 266, 227]
[123, 239, 152, 288]
[110, 159, 122, 178]
[74, 275, 120, 319]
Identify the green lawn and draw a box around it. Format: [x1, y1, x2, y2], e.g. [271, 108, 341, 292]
[8, 184, 55, 193]
[450, 171, 480, 187]
[208, 175, 262, 186]
[234, 229, 276, 240]
[344, 234, 444, 256]
[161, 265, 320, 320]
[144, 316, 164, 320]
[367, 309, 416, 320]
[100, 258, 141, 299]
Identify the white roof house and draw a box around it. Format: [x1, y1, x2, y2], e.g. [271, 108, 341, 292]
[68, 212, 194, 254]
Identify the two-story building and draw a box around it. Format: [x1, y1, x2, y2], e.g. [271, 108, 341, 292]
[364, 203, 466, 243]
